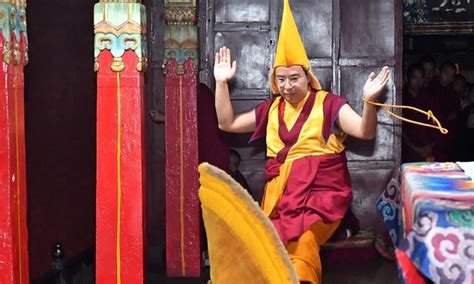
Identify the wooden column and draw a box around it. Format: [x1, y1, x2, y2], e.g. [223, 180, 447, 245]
[164, 0, 201, 277]
[94, 1, 147, 282]
[0, 1, 29, 283]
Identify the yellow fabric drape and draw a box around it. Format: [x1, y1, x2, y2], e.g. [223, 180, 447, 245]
[262, 161, 294, 216]
[265, 91, 345, 160]
[283, 91, 311, 130]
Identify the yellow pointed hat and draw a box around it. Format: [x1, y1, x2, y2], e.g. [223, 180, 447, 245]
[270, 0, 321, 94]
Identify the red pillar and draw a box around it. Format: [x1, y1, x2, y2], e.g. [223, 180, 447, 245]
[94, 1, 147, 283]
[0, 2, 29, 283]
[164, 0, 201, 276]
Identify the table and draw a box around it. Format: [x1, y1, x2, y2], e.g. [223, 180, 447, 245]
[377, 162, 474, 284]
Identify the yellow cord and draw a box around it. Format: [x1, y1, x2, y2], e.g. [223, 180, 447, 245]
[363, 98, 448, 134]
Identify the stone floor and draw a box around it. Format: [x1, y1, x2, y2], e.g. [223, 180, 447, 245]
[323, 258, 401, 284]
[149, 257, 402, 284]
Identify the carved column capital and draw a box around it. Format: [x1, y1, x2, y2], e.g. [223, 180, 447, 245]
[94, 1, 146, 72]
[0, 1, 28, 65]
[164, 5, 197, 25]
[163, 0, 198, 75]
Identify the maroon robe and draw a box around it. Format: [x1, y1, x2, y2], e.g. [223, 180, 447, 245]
[197, 84, 230, 171]
[432, 83, 459, 161]
[402, 86, 439, 162]
[250, 90, 353, 244]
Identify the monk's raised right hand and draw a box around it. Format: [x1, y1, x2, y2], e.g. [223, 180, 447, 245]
[214, 46, 237, 83]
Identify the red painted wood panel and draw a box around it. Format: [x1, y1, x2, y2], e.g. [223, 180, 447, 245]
[0, 32, 29, 283]
[165, 58, 201, 277]
[96, 50, 145, 283]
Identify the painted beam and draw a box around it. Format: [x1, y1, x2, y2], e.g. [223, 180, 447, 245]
[164, 0, 201, 277]
[0, 1, 29, 283]
[94, 1, 147, 283]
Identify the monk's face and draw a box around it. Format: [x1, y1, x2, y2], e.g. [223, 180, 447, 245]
[275, 65, 309, 105]
[408, 69, 424, 92]
[453, 77, 466, 97]
[422, 62, 436, 84]
[440, 66, 456, 87]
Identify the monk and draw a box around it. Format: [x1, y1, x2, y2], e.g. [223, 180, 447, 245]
[213, 46, 388, 283]
[402, 64, 439, 162]
[433, 61, 460, 161]
[212, 12, 390, 284]
[212, 1, 389, 283]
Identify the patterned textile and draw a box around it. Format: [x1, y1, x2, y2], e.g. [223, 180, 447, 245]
[377, 162, 474, 284]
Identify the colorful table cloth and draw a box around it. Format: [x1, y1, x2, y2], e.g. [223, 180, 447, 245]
[377, 162, 474, 284]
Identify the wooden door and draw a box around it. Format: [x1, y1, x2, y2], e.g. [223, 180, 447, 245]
[199, 0, 403, 232]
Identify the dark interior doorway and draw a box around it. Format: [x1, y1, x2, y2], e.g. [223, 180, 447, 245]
[402, 34, 474, 162]
[24, 1, 96, 281]
[404, 35, 474, 81]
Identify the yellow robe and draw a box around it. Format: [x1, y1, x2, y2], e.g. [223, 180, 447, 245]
[261, 91, 349, 284]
